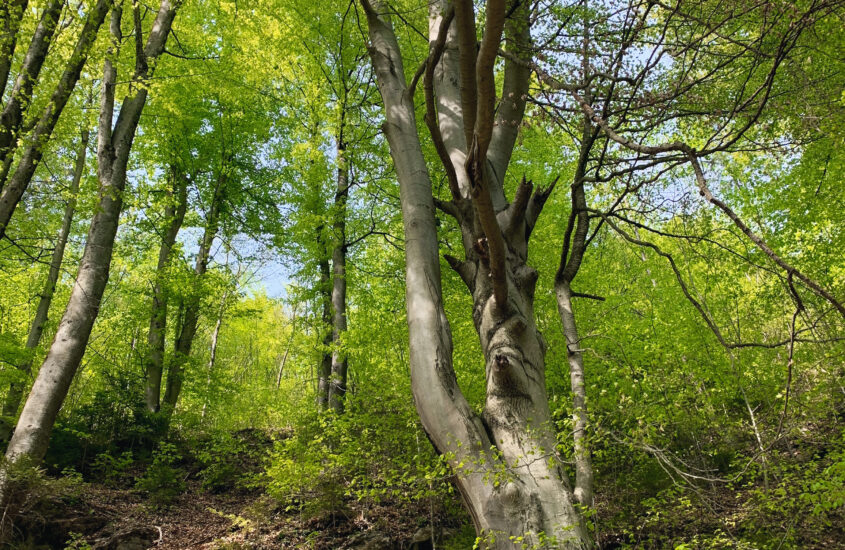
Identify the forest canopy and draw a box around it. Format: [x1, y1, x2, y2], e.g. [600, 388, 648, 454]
[0, 0, 842, 548]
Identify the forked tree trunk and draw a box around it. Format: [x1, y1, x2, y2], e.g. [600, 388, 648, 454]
[0, 129, 88, 444]
[0, 0, 179, 497]
[362, 1, 590, 547]
[144, 169, 188, 412]
[162, 171, 225, 413]
[555, 119, 597, 508]
[328, 141, 349, 413]
[0, 0, 110, 235]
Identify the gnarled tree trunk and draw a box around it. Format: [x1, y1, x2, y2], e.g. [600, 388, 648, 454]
[362, 1, 591, 546]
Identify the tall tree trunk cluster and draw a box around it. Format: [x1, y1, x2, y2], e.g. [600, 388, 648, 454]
[143, 168, 189, 413]
[1, 0, 180, 503]
[362, 0, 592, 546]
[161, 168, 227, 413]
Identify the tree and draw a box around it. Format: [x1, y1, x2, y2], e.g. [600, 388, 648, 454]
[0, 128, 89, 444]
[362, 1, 589, 546]
[1, 0, 180, 496]
[361, 0, 844, 547]
[143, 166, 189, 413]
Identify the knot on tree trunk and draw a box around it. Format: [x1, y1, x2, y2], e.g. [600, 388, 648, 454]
[474, 237, 490, 263]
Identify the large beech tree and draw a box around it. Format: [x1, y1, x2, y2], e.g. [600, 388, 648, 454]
[362, 0, 844, 547]
[363, 0, 590, 546]
[1, 0, 180, 493]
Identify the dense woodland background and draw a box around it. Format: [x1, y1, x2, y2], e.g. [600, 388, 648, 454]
[0, 0, 842, 548]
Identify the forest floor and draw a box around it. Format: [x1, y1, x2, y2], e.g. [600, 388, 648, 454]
[19, 478, 466, 549]
[11, 422, 845, 549]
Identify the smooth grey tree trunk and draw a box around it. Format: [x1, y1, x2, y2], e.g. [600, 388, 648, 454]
[555, 117, 596, 508]
[162, 169, 225, 413]
[328, 142, 349, 413]
[0, 0, 110, 235]
[144, 169, 188, 412]
[0, 0, 179, 500]
[0, 129, 88, 445]
[363, 1, 590, 547]
[555, 281, 593, 507]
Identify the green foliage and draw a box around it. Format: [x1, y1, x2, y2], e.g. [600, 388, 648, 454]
[63, 532, 93, 550]
[90, 451, 134, 488]
[267, 402, 453, 519]
[0, 459, 86, 542]
[0, 0, 842, 547]
[135, 442, 185, 506]
[194, 430, 272, 493]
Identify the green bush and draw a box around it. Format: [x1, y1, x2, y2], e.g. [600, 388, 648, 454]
[91, 451, 134, 487]
[135, 442, 185, 506]
[266, 401, 455, 520]
[195, 429, 271, 492]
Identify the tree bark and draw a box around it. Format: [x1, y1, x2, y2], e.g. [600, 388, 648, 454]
[0, 129, 88, 445]
[276, 305, 298, 388]
[362, 2, 590, 546]
[328, 141, 349, 413]
[143, 168, 188, 412]
[162, 168, 225, 413]
[0, 0, 111, 236]
[1, 0, 179, 492]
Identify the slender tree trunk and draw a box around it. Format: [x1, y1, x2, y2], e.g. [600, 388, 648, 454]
[316, 247, 332, 410]
[276, 305, 298, 388]
[0, 0, 110, 235]
[144, 168, 188, 412]
[0, 0, 179, 502]
[555, 117, 596, 509]
[201, 290, 227, 420]
[555, 281, 593, 507]
[0, 0, 63, 160]
[328, 141, 349, 413]
[162, 169, 225, 413]
[0, 129, 88, 445]
[363, 1, 590, 546]
[0, 0, 28, 99]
